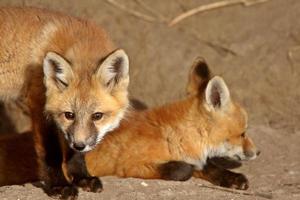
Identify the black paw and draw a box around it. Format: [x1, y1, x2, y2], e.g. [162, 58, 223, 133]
[48, 185, 79, 200]
[75, 177, 103, 193]
[220, 172, 249, 190]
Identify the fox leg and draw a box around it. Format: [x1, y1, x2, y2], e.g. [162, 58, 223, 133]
[33, 119, 79, 199]
[158, 161, 194, 181]
[65, 151, 102, 193]
[193, 162, 249, 190]
[35, 134, 79, 199]
[30, 105, 77, 198]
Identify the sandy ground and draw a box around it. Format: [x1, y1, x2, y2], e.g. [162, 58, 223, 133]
[0, 0, 299, 199]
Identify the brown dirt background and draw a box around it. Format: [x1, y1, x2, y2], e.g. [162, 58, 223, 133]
[0, 0, 299, 199]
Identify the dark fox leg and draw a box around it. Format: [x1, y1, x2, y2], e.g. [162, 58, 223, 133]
[37, 121, 78, 199]
[193, 162, 249, 190]
[66, 152, 103, 193]
[159, 161, 194, 181]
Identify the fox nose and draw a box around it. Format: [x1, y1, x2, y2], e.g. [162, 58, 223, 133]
[256, 150, 261, 156]
[73, 142, 86, 151]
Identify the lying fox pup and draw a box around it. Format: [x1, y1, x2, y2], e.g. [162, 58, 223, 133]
[0, 58, 259, 190]
[85, 58, 260, 190]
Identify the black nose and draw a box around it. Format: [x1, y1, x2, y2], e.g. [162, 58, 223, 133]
[73, 142, 86, 151]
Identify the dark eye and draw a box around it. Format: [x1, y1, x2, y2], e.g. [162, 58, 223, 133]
[92, 112, 103, 121]
[241, 132, 246, 138]
[64, 112, 75, 120]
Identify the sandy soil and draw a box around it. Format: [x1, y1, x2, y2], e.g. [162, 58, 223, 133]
[0, 0, 299, 199]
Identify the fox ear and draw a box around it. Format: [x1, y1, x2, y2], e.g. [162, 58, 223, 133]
[96, 49, 129, 91]
[43, 52, 74, 91]
[205, 76, 231, 111]
[186, 57, 211, 96]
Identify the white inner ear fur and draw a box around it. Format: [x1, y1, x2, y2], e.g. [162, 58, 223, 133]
[96, 49, 129, 87]
[43, 52, 74, 89]
[205, 76, 231, 111]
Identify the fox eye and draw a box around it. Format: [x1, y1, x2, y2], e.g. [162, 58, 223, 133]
[64, 112, 75, 120]
[241, 132, 246, 138]
[92, 112, 103, 121]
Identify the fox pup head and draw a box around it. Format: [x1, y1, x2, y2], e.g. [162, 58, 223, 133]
[43, 49, 129, 152]
[188, 58, 260, 161]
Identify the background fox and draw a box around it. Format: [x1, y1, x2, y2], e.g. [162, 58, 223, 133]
[0, 6, 130, 198]
[85, 58, 260, 190]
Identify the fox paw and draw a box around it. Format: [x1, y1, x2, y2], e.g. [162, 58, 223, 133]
[49, 185, 78, 200]
[220, 173, 249, 190]
[76, 177, 103, 193]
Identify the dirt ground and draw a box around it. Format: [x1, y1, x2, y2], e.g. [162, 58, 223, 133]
[0, 0, 299, 199]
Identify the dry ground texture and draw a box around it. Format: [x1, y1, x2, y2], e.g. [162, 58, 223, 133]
[0, 0, 299, 199]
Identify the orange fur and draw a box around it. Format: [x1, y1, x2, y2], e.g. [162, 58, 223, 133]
[0, 6, 130, 195]
[0, 58, 258, 191]
[85, 59, 259, 189]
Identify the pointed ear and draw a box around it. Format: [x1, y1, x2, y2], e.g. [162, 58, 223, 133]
[205, 76, 231, 111]
[96, 49, 129, 90]
[43, 52, 74, 91]
[186, 57, 211, 96]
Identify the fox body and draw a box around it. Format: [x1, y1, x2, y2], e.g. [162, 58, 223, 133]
[0, 7, 130, 197]
[85, 59, 259, 189]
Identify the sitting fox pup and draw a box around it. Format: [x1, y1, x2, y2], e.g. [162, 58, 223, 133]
[86, 58, 260, 190]
[0, 7, 129, 198]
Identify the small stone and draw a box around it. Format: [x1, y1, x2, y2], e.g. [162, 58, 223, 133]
[141, 182, 148, 187]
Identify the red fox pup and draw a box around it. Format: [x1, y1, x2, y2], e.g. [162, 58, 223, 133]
[0, 7, 129, 198]
[85, 58, 260, 190]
